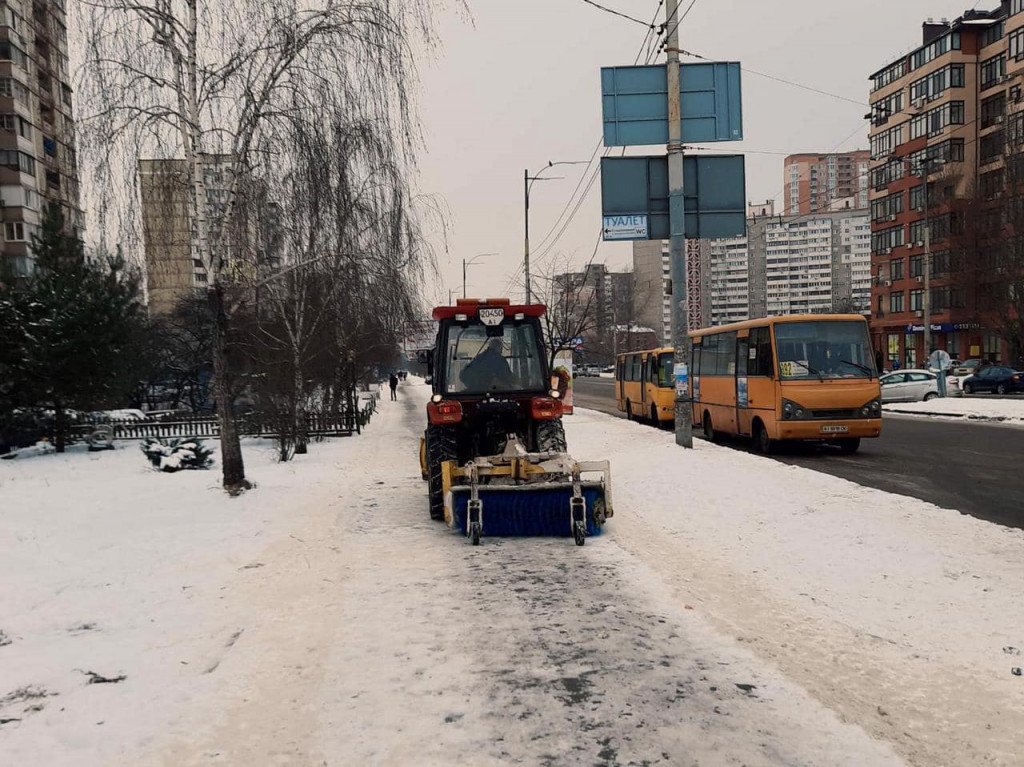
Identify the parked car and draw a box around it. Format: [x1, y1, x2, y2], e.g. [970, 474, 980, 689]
[575, 365, 599, 378]
[601, 365, 615, 374]
[880, 369, 940, 403]
[952, 358, 989, 377]
[962, 366, 1024, 395]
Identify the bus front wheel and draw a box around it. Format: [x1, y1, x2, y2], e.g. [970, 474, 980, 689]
[753, 420, 774, 455]
[837, 438, 861, 455]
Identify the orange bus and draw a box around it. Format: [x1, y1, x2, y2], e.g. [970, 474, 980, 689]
[614, 347, 675, 425]
[690, 314, 881, 453]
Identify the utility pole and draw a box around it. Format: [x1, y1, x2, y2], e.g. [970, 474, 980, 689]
[665, 0, 693, 447]
[524, 169, 532, 304]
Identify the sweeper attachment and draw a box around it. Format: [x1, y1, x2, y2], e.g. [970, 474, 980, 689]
[419, 298, 614, 545]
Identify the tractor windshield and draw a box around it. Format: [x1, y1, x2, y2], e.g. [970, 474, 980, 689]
[444, 321, 545, 394]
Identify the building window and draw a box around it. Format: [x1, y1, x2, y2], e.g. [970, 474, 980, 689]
[1011, 28, 1024, 60]
[910, 289, 924, 311]
[0, 76, 28, 102]
[0, 149, 35, 175]
[891, 258, 905, 281]
[1015, 0, 1024, 15]
[871, 160, 904, 189]
[907, 138, 964, 169]
[981, 168, 1005, 199]
[871, 225, 904, 253]
[981, 131, 1005, 165]
[4, 221, 24, 241]
[980, 55, 1006, 89]
[872, 59, 907, 92]
[909, 101, 964, 139]
[909, 63, 965, 102]
[890, 291, 905, 313]
[981, 92, 1007, 129]
[871, 91, 903, 124]
[870, 124, 903, 160]
[910, 255, 923, 278]
[871, 192, 903, 221]
[931, 250, 954, 276]
[0, 42, 27, 68]
[982, 20, 1005, 47]
[911, 32, 960, 71]
[931, 286, 964, 310]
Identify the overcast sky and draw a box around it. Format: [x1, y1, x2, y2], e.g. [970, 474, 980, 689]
[416, 0, 981, 304]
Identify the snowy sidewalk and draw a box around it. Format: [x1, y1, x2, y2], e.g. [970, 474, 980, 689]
[2, 380, 1021, 765]
[884, 396, 1024, 424]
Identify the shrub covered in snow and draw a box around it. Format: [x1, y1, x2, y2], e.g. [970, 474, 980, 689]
[140, 437, 214, 472]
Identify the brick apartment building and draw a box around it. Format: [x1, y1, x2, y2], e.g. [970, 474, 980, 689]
[784, 151, 870, 215]
[868, 2, 1024, 368]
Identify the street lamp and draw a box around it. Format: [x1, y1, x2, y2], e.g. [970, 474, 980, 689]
[524, 160, 589, 303]
[462, 252, 498, 298]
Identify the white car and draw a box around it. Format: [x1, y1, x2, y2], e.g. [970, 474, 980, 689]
[880, 369, 940, 403]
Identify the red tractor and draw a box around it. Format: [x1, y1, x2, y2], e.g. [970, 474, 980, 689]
[419, 298, 611, 545]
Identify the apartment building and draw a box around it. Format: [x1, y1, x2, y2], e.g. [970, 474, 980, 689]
[701, 210, 871, 325]
[0, 0, 81, 274]
[631, 240, 671, 344]
[867, 3, 1020, 368]
[784, 151, 870, 215]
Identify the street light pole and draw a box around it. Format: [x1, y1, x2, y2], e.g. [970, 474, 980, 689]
[523, 160, 589, 304]
[462, 252, 498, 298]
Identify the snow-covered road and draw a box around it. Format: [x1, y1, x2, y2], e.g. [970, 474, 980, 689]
[2, 379, 1021, 765]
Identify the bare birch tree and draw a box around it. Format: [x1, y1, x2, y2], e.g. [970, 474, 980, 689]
[75, 0, 460, 490]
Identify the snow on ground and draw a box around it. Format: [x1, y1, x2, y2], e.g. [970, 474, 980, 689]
[569, 408, 1024, 767]
[884, 395, 1024, 423]
[1, 379, 1021, 766]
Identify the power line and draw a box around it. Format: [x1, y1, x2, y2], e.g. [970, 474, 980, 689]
[579, 0, 656, 29]
[658, 0, 699, 50]
[678, 48, 869, 107]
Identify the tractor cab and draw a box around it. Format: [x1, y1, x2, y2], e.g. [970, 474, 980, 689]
[420, 298, 613, 545]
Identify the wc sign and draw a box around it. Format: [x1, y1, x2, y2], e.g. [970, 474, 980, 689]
[602, 214, 648, 241]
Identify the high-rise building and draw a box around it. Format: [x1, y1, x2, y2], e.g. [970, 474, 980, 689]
[631, 240, 671, 344]
[702, 210, 872, 325]
[867, 4, 1017, 368]
[784, 151, 870, 215]
[0, 0, 81, 274]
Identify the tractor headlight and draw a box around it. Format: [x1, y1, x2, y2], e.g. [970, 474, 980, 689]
[431, 394, 442, 403]
[550, 389, 561, 399]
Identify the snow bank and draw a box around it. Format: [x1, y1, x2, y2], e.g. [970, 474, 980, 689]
[0, 434, 370, 764]
[565, 408, 1024, 766]
[884, 395, 1024, 423]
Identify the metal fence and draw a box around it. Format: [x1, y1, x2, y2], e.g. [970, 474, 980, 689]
[70, 396, 378, 442]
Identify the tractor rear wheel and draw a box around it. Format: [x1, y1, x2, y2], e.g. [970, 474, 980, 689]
[536, 418, 568, 453]
[426, 425, 458, 521]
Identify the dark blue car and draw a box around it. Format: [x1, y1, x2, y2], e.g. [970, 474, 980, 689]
[962, 365, 1024, 395]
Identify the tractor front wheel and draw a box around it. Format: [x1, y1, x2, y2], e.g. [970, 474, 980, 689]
[426, 425, 458, 521]
[535, 418, 568, 453]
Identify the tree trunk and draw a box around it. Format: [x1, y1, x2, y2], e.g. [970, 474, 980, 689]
[208, 284, 249, 494]
[54, 402, 66, 453]
[293, 349, 307, 454]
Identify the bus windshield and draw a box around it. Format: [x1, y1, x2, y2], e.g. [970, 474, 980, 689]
[444, 322, 545, 394]
[657, 352, 674, 387]
[774, 321, 874, 380]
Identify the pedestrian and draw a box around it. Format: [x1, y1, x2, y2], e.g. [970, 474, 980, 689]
[389, 372, 398, 401]
[874, 349, 884, 375]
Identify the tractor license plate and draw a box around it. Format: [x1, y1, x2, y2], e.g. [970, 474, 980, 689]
[820, 425, 848, 434]
[479, 308, 504, 326]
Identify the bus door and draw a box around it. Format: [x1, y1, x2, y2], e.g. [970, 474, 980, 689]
[736, 332, 750, 436]
[640, 353, 649, 410]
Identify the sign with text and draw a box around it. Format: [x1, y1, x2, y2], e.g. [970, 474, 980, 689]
[602, 214, 648, 240]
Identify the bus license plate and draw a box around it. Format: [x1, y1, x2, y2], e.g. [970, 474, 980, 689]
[820, 425, 848, 434]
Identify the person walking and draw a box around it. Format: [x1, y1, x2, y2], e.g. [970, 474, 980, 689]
[389, 372, 399, 401]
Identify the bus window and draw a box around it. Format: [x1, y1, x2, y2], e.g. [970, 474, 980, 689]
[630, 354, 640, 381]
[749, 326, 773, 377]
[774, 321, 873, 380]
[657, 352, 673, 387]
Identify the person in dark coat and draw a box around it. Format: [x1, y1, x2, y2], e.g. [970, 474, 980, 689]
[460, 338, 512, 392]
[389, 372, 399, 401]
